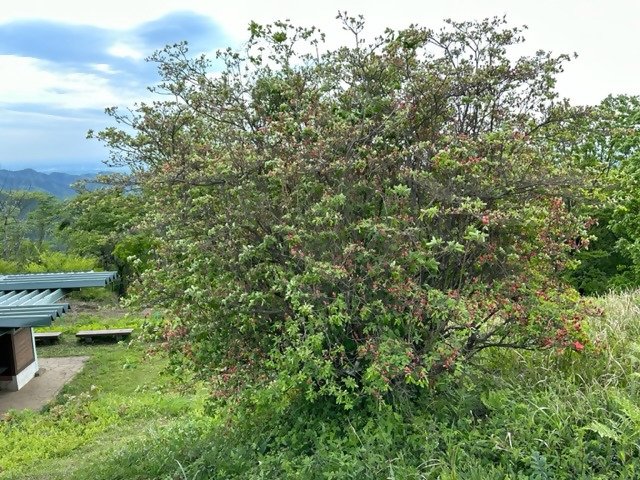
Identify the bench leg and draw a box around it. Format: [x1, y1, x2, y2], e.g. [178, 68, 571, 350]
[84, 337, 93, 343]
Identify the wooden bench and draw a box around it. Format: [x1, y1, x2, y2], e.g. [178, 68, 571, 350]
[34, 331, 62, 343]
[76, 328, 134, 343]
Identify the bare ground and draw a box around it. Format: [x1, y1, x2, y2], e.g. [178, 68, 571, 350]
[0, 356, 89, 414]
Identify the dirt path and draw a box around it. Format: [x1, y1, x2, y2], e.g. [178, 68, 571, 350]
[0, 356, 89, 413]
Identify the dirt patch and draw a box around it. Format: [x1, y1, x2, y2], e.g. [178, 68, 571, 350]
[0, 356, 89, 413]
[66, 300, 127, 317]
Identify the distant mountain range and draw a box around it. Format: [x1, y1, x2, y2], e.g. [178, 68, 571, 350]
[0, 169, 98, 199]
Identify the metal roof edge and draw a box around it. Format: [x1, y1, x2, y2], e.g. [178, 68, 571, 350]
[0, 271, 118, 291]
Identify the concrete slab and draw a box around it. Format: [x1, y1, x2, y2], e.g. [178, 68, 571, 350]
[0, 356, 89, 413]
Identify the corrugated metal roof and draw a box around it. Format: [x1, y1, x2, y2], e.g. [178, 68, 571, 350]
[0, 271, 118, 330]
[0, 289, 70, 328]
[0, 271, 118, 291]
[0, 288, 69, 306]
[0, 305, 70, 327]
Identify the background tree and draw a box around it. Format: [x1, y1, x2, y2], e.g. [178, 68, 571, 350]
[95, 16, 600, 409]
[58, 177, 152, 294]
[27, 191, 64, 250]
[0, 189, 64, 265]
[605, 96, 640, 287]
[563, 95, 640, 294]
[0, 189, 30, 261]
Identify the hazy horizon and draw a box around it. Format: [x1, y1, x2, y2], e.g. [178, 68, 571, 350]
[0, 160, 109, 174]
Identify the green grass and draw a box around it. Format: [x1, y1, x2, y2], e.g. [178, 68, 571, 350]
[33, 308, 152, 357]
[2, 291, 640, 479]
[0, 311, 205, 480]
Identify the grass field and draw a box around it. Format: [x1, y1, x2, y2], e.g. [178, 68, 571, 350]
[0, 309, 208, 480]
[1, 291, 640, 479]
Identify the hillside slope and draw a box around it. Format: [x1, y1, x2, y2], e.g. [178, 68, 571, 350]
[0, 169, 96, 198]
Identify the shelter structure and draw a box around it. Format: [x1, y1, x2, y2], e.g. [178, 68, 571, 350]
[0, 271, 117, 391]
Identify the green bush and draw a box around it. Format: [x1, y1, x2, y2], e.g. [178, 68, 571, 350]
[6, 291, 640, 479]
[70, 291, 640, 480]
[0, 259, 20, 274]
[98, 16, 601, 409]
[24, 250, 98, 273]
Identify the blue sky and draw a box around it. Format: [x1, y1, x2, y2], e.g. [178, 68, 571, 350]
[1, 0, 638, 173]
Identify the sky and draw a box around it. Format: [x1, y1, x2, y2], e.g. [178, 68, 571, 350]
[1, 0, 638, 173]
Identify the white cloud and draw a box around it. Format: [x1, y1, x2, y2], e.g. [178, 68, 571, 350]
[0, 55, 143, 110]
[91, 63, 118, 74]
[1, 0, 218, 29]
[107, 43, 145, 60]
[3, 0, 639, 106]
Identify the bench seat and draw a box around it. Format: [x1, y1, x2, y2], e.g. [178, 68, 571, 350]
[76, 328, 134, 343]
[34, 331, 62, 343]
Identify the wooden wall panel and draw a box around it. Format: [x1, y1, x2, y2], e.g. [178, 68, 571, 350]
[13, 328, 35, 373]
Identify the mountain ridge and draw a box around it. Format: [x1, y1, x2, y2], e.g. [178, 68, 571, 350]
[0, 168, 99, 199]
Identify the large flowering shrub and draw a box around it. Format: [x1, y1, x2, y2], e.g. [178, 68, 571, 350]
[97, 16, 599, 408]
